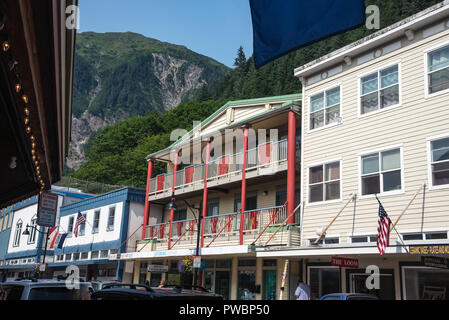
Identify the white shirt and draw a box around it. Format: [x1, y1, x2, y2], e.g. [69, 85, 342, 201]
[295, 283, 311, 300]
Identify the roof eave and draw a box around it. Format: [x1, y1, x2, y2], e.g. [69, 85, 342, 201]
[294, 1, 449, 79]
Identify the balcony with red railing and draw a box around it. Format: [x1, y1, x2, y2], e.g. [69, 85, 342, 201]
[148, 139, 290, 201]
[139, 204, 300, 252]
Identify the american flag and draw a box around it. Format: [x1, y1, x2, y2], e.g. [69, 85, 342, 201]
[377, 201, 392, 255]
[74, 212, 86, 238]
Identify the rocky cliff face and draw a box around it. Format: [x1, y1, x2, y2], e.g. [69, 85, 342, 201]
[67, 32, 229, 170]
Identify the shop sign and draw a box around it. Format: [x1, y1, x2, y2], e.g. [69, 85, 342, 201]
[409, 244, 449, 256]
[147, 264, 168, 273]
[421, 256, 449, 270]
[331, 257, 359, 268]
[37, 192, 59, 227]
[193, 256, 201, 269]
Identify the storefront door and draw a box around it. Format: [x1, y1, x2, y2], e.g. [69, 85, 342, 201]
[263, 270, 277, 300]
[308, 266, 341, 300]
[215, 271, 230, 300]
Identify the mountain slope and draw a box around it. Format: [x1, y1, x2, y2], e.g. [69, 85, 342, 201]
[67, 32, 229, 169]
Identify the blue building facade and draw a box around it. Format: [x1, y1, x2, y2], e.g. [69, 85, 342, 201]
[0, 188, 92, 281]
[48, 187, 146, 282]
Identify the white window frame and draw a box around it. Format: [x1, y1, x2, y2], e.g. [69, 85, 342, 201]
[78, 212, 87, 237]
[306, 158, 342, 206]
[358, 60, 402, 118]
[358, 145, 405, 199]
[27, 215, 37, 245]
[427, 132, 449, 190]
[13, 220, 22, 247]
[67, 216, 75, 238]
[424, 40, 449, 99]
[307, 83, 343, 133]
[348, 232, 378, 244]
[107, 206, 116, 232]
[92, 210, 100, 234]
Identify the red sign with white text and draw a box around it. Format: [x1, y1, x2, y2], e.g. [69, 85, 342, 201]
[331, 257, 359, 269]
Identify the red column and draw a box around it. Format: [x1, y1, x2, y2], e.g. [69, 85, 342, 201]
[200, 140, 211, 248]
[142, 159, 154, 240]
[240, 126, 249, 245]
[287, 111, 297, 225]
[168, 151, 179, 250]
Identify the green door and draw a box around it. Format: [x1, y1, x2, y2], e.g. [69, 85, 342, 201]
[263, 270, 277, 300]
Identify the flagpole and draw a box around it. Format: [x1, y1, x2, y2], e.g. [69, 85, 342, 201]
[374, 194, 409, 254]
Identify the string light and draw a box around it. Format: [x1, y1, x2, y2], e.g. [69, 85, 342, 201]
[1, 13, 47, 193]
[2, 41, 9, 52]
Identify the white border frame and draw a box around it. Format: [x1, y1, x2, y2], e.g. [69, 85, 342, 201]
[424, 39, 449, 99]
[357, 60, 402, 119]
[358, 144, 405, 199]
[306, 157, 343, 207]
[427, 132, 449, 190]
[307, 83, 343, 133]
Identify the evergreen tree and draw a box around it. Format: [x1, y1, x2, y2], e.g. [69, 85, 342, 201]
[233, 46, 247, 70]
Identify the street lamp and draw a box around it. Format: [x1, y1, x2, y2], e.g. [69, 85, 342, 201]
[169, 196, 203, 288]
[23, 224, 49, 278]
[168, 195, 203, 286]
[182, 199, 202, 288]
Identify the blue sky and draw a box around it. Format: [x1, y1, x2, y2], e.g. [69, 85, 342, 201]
[78, 0, 253, 67]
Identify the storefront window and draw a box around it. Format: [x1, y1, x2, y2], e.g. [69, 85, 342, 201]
[238, 270, 256, 300]
[347, 269, 395, 300]
[308, 266, 340, 300]
[403, 267, 449, 300]
[139, 263, 148, 284]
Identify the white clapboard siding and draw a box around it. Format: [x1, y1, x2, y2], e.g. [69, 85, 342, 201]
[301, 29, 449, 244]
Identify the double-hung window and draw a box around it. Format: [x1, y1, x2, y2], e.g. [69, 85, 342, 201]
[310, 86, 341, 130]
[107, 207, 115, 231]
[360, 64, 400, 115]
[427, 44, 449, 95]
[92, 210, 100, 234]
[78, 213, 87, 236]
[361, 148, 402, 196]
[67, 216, 74, 237]
[309, 161, 341, 203]
[13, 220, 22, 247]
[429, 136, 449, 187]
[28, 216, 37, 244]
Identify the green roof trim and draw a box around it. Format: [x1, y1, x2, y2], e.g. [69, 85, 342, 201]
[146, 93, 302, 160]
[172, 93, 301, 145]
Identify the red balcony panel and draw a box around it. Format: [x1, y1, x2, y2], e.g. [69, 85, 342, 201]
[259, 143, 272, 165]
[185, 166, 194, 184]
[219, 156, 230, 176]
[177, 221, 184, 237]
[157, 175, 165, 191]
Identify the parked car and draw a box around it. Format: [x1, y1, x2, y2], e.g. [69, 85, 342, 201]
[320, 293, 379, 300]
[0, 280, 93, 300]
[91, 283, 223, 300]
[161, 284, 210, 292]
[90, 281, 120, 292]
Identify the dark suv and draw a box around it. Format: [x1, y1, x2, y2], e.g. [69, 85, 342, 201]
[0, 280, 92, 300]
[91, 283, 223, 300]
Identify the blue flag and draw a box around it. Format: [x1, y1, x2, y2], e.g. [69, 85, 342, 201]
[57, 233, 68, 249]
[249, 0, 366, 68]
